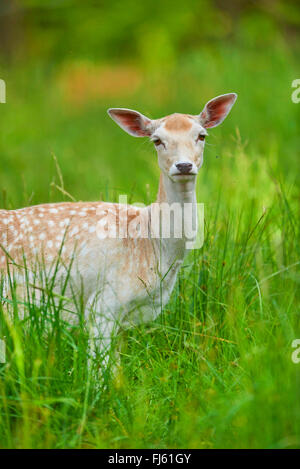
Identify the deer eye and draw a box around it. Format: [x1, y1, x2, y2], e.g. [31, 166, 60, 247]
[153, 138, 163, 146]
[197, 134, 206, 142]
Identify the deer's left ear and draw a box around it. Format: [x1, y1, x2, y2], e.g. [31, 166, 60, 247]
[199, 93, 237, 129]
[107, 108, 153, 137]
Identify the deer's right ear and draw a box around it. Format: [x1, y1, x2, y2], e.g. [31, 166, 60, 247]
[107, 108, 153, 137]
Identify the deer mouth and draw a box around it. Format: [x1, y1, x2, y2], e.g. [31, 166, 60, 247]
[173, 172, 197, 178]
[174, 172, 197, 176]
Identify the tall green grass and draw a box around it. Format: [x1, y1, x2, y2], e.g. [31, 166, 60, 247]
[0, 172, 299, 448]
[0, 44, 299, 448]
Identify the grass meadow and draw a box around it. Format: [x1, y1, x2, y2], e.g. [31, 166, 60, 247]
[0, 18, 300, 448]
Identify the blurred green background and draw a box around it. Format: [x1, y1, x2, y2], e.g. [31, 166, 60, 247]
[0, 0, 299, 208]
[0, 0, 300, 450]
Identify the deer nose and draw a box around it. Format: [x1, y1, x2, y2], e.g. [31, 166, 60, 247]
[176, 162, 193, 174]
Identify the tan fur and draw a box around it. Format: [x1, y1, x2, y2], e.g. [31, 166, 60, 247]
[163, 113, 193, 132]
[156, 174, 167, 203]
[0, 202, 147, 271]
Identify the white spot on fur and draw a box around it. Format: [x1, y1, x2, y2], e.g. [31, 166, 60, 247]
[70, 226, 79, 236]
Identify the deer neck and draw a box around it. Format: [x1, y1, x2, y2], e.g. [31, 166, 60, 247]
[156, 173, 197, 206]
[153, 172, 198, 264]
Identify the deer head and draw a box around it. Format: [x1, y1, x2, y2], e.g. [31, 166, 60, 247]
[108, 93, 237, 183]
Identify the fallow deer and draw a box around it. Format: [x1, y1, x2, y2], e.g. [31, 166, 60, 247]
[0, 93, 237, 366]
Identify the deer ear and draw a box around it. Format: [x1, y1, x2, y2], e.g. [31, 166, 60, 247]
[199, 93, 237, 129]
[107, 108, 153, 137]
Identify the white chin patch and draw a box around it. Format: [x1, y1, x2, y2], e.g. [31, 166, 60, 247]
[169, 163, 198, 178]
